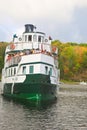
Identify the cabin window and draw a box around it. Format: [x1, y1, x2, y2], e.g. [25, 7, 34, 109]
[45, 66, 48, 75]
[14, 67, 16, 75]
[49, 68, 52, 76]
[38, 36, 41, 42]
[28, 35, 32, 41]
[33, 35, 37, 42]
[9, 69, 11, 76]
[11, 68, 13, 76]
[25, 35, 27, 42]
[29, 65, 34, 74]
[22, 66, 26, 74]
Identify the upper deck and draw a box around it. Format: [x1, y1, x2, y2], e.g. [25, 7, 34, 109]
[4, 24, 58, 67]
[5, 24, 52, 54]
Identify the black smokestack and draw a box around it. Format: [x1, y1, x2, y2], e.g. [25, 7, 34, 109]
[24, 24, 36, 33]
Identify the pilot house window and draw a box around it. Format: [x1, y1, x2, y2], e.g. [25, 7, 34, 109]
[49, 68, 52, 76]
[29, 66, 34, 74]
[28, 35, 32, 41]
[45, 66, 48, 75]
[22, 66, 26, 74]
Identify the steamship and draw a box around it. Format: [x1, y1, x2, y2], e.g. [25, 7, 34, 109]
[1, 24, 59, 103]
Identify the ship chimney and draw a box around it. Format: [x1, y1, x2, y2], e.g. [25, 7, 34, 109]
[24, 24, 36, 33]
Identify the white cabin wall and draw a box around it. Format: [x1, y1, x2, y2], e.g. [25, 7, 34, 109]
[21, 54, 54, 66]
[40, 64, 45, 74]
[21, 54, 41, 64]
[34, 64, 41, 73]
[41, 54, 54, 65]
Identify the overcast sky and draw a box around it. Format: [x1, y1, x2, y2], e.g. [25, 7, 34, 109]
[0, 0, 87, 43]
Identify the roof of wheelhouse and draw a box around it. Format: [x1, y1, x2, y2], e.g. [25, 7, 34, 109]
[23, 24, 45, 35]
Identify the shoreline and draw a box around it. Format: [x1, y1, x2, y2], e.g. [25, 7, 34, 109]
[59, 83, 87, 92]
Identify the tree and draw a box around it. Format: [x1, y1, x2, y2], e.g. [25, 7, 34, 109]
[82, 51, 87, 68]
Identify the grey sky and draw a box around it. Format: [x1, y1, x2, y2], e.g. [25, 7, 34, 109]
[0, 0, 87, 43]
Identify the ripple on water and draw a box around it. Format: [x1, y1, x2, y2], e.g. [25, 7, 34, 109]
[0, 84, 87, 130]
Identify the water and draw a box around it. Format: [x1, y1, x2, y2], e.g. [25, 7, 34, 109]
[0, 84, 87, 130]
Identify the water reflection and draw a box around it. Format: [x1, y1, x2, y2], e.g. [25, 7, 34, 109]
[0, 84, 87, 130]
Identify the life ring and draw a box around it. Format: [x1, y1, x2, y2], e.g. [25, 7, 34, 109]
[52, 46, 56, 53]
[10, 43, 15, 50]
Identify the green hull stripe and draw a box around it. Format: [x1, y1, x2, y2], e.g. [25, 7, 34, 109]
[3, 93, 56, 102]
[21, 61, 53, 67]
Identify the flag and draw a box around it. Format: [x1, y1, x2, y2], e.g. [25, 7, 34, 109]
[13, 34, 18, 38]
[49, 36, 52, 40]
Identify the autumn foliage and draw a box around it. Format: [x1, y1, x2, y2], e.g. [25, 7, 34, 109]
[0, 42, 8, 79]
[52, 40, 87, 81]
